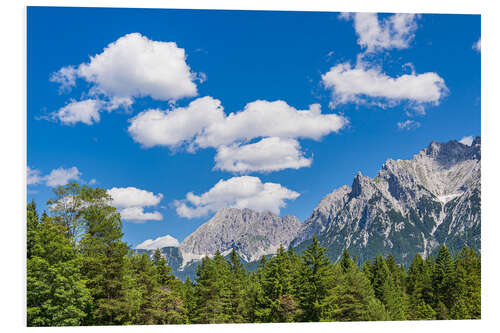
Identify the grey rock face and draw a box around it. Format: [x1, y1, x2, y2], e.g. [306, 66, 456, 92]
[293, 137, 481, 266]
[179, 207, 302, 265]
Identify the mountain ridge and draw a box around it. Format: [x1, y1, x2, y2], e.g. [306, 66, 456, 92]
[137, 137, 480, 279]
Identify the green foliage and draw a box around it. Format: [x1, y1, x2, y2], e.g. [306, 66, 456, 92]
[27, 220, 91, 326]
[297, 235, 333, 322]
[321, 264, 389, 321]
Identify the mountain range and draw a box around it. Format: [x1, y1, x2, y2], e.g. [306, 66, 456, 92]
[136, 137, 481, 280]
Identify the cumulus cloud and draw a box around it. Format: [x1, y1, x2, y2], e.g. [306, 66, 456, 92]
[473, 38, 481, 52]
[53, 99, 102, 125]
[50, 66, 78, 93]
[50, 33, 200, 124]
[340, 12, 418, 52]
[119, 207, 163, 222]
[128, 98, 346, 173]
[27, 166, 43, 185]
[196, 100, 347, 148]
[27, 166, 82, 187]
[108, 187, 163, 208]
[136, 234, 180, 250]
[107, 186, 164, 223]
[129, 98, 347, 150]
[52, 33, 198, 102]
[459, 136, 474, 146]
[174, 176, 300, 218]
[322, 61, 447, 110]
[397, 119, 421, 131]
[214, 137, 312, 173]
[128, 96, 224, 148]
[45, 167, 82, 187]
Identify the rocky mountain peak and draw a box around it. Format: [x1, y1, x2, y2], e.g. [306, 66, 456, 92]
[293, 137, 481, 265]
[179, 207, 302, 265]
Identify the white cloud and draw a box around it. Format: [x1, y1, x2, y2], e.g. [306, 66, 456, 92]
[136, 234, 180, 250]
[473, 38, 481, 52]
[50, 33, 199, 124]
[214, 137, 312, 173]
[52, 33, 198, 102]
[50, 66, 78, 93]
[128, 98, 347, 172]
[128, 96, 225, 148]
[27, 166, 43, 185]
[196, 100, 347, 148]
[174, 176, 300, 218]
[341, 12, 418, 52]
[397, 119, 421, 131]
[45, 167, 81, 186]
[322, 61, 447, 110]
[119, 207, 163, 223]
[53, 99, 102, 125]
[129, 98, 347, 150]
[107, 187, 163, 208]
[459, 136, 474, 146]
[107, 186, 164, 223]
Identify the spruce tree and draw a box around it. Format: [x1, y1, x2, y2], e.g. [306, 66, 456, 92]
[78, 187, 134, 325]
[193, 251, 231, 323]
[432, 245, 455, 316]
[451, 246, 480, 319]
[406, 254, 435, 320]
[260, 245, 299, 322]
[297, 235, 332, 322]
[27, 199, 39, 260]
[321, 264, 389, 321]
[227, 248, 247, 323]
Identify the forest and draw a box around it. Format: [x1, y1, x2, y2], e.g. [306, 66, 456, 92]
[27, 183, 481, 326]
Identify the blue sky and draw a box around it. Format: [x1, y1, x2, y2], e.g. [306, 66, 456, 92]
[27, 7, 480, 249]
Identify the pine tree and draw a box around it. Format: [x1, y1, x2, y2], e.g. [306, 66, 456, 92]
[340, 248, 355, 273]
[181, 277, 197, 323]
[297, 235, 332, 322]
[432, 245, 455, 317]
[193, 251, 232, 323]
[406, 254, 435, 320]
[78, 187, 135, 325]
[259, 245, 300, 322]
[451, 246, 481, 319]
[321, 264, 389, 321]
[152, 249, 177, 288]
[227, 249, 247, 322]
[27, 199, 39, 260]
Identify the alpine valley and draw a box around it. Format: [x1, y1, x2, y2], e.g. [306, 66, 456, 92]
[136, 137, 481, 280]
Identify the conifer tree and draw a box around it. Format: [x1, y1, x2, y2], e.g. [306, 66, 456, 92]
[406, 254, 435, 320]
[340, 248, 355, 273]
[181, 277, 197, 323]
[27, 199, 39, 260]
[321, 264, 389, 321]
[432, 245, 455, 316]
[193, 251, 231, 323]
[259, 245, 300, 322]
[451, 246, 480, 319]
[78, 187, 134, 325]
[152, 249, 177, 288]
[297, 235, 332, 322]
[227, 248, 247, 322]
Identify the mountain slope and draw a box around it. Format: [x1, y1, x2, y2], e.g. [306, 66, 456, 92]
[292, 137, 481, 266]
[179, 207, 302, 265]
[135, 207, 301, 280]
